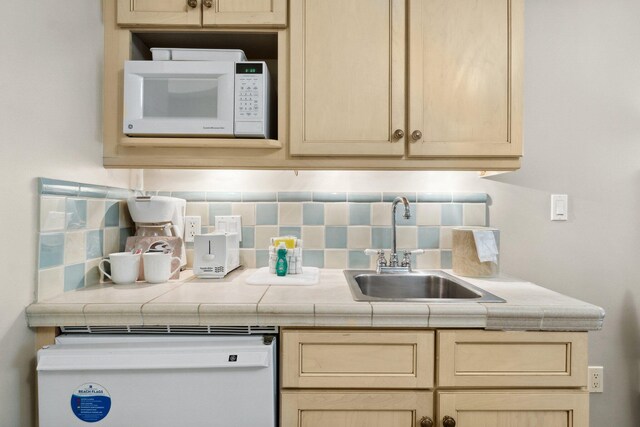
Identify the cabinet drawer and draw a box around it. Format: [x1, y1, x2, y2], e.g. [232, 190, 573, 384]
[437, 330, 588, 387]
[282, 329, 434, 389]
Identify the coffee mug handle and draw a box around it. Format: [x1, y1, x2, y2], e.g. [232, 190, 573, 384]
[170, 257, 182, 277]
[98, 259, 112, 281]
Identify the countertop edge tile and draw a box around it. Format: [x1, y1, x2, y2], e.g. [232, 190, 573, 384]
[142, 303, 200, 326]
[26, 303, 87, 327]
[314, 303, 373, 327]
[199, 303, 259, 326]
[371, 303, 430, 327]
[83, 303, 143, 326]
[427, 303, 488, 328]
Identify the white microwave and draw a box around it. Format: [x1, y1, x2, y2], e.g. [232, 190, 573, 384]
[123, 60, 270, 138]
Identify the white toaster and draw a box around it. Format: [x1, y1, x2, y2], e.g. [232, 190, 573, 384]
[193, 232, 240, 278]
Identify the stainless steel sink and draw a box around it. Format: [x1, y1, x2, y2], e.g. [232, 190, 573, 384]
[344, 270, 505, 303]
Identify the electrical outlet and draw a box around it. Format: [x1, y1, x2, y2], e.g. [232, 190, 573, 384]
[588, 366, 604, 393]
[184, 216, 202, 243]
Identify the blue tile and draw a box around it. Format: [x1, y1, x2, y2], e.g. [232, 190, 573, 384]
[39, 233, 65, 269]
[157, 191, 172, 197]
[39, 178, 79, 196]
[106, 187, 135, 200]
[243, 192, 277, 202]
[64, 263, 86, 292]
[86, 230, 104, 259]
[79, 184, 108, 198]
[313, 192, 347, 202]
[119, 227, 134, 252]
[279, 227, 301, 239]
[303, 203, 325, 225]
[395, 204, 416, 226]
[347, 192, 382, 203]
[207, 192, 242, 202]
[278, 192, 313, 202]
[325, 226, 347, 248]
[417, 227, 440, 249]
[256, 204, 278, 225]
[172, 191, 206, 202]
[441, 204, 463, 226]
[104, 201, 120, 227]
[441, 250, 452, 268]
[371, 227, 392, 249]
[348, 250, 371, 269]
[451, 193, 488, 203]
[349, 203, 371, 225]
[417, 192, 453, 203]
[66, 199, 87, 230]
[209, 203, 233, 224]
[383, 193, 417, 203]
[493, 230, 501, 250]
[240, 226, 255, 248]
[303, 250, 324, 268]
[255, 250, 270, 268]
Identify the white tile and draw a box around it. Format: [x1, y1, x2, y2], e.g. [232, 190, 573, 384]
[440, 227, 453, 249]
[278, 203, 302, 225]
[87, 200, 105, 229]
[325, 250, 347, 269]
[186, 248, 195, 268]
[85, 258, 103, 287]
[40, 196, 66, 231]
[347, 227, 371, 249]
[240, 249, 256, 268]
[302, 226, 325, 249]
[64, 231, 86, 265]
[38, 267, 64, 301]
[255, 226, 279, 249]
[186, 202, 210, 226]
[415, 250, 441, 269]
[325, 203, 348, 225]
[396, 226, 417, 249]
[104, 227, 120, 256]
[371, 203, 391, 226]
[231, 203, 256, 226]
[416, 203, 441, 225]
[463, 204, 487, 226]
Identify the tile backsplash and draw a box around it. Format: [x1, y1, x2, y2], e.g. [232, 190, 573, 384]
[37, 178, 136, 301]
[146, 190, 490, 273]
[37, 178, 492, 301]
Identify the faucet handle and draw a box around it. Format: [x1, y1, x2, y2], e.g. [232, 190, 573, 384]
[364, 249, 381, 256]
[365, 249, 387, 272]
[401, 249, 425, 269]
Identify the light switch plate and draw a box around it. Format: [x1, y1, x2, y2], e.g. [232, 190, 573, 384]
[551, 194, 569, 221]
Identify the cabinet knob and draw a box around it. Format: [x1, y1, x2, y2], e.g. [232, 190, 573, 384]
[411, 130, 423, 142]
[187, 0, 198, 8]
[203, 0, 213, 8]
[420, 416, 434, 427]
[442, 416, 456, 427]
[393, 129, 405, 141]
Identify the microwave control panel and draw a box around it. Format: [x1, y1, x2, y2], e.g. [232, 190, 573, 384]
[234, 62, 270, 138]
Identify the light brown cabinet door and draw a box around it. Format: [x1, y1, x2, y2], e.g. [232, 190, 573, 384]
[116, 0, 201, 27]
[408, 0, 523, 158]
[282, 391, 434, 427]
[437, 391, 589, 427]
[289, 0, 406, 157]
[202, 0, 287, 27]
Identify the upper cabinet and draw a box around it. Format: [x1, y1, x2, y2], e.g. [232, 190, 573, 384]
[116, 0, 287, 28]
[289, 0, 523, 164]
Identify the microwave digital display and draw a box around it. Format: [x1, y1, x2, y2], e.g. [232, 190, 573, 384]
[236, 63, 263, 74]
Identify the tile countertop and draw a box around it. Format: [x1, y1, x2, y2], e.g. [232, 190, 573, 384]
[26, 268, 605, 331]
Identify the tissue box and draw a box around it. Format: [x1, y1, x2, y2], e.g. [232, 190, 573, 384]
[452, 227, 499, 277]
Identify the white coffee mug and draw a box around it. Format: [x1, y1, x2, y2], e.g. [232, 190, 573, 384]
[143, 252, 181, 284]
[98, 252, 141, 285]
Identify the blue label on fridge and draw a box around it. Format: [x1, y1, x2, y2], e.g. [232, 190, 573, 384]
[70, 383, 111, 423]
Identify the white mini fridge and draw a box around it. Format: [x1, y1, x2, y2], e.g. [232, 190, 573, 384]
[37, 335, 277, 427]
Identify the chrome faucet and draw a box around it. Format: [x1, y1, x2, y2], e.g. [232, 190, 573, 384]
[390, 196, 411, 267]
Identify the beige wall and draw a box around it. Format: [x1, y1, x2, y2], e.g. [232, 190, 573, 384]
[145, 0, 640, 425]
[0, 2, 130, 426]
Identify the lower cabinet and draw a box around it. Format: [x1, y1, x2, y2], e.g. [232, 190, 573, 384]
[437, 391, 589, 427]
[281, 391, 433, 427]
[280, 329, 590, 427]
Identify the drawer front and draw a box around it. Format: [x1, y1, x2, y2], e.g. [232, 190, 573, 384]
[282, 329, 434, 389]
[437, 330, 588, 387]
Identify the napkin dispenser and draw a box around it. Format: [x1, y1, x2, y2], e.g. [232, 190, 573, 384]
[193, 232, 240, 278]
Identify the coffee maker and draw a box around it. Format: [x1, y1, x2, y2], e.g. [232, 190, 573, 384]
[127, 196, 187, 267]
